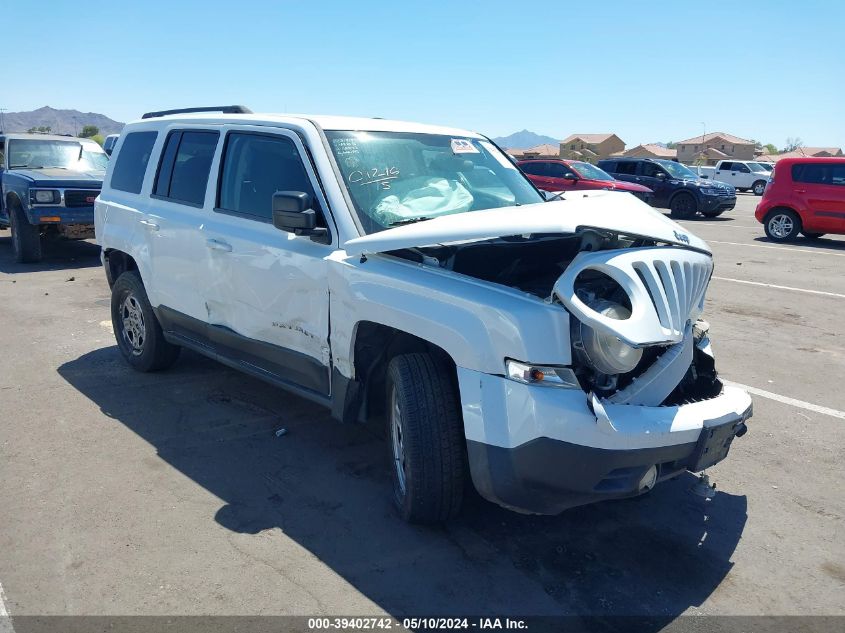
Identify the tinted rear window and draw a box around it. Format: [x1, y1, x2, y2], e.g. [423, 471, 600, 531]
[792, 162, 845, 186]
[520, 162, 547, 176]
[154, 130, 219, 206]
[614, 161, 638, 176]
[110, 131, 158, 194]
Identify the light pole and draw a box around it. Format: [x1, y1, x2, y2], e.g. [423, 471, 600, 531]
[700, 122, 706, 165]
[0, 108, 6, 133]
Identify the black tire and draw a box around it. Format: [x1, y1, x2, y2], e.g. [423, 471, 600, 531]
[764, 209, 801, 242]
[386, 352, 465, 523]
[111, 271, 181, 372]
[669, 192, 697, 219]
[752, 180, 767, 196]
[701, 209, 725, 218]
[9, 203, 43, 263]
[801, 231, 825, 240]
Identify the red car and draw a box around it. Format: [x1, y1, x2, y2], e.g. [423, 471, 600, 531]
[755, 157, 845, 242]
[518, 158, 653, 203]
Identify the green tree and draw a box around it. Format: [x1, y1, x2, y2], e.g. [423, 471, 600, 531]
[90, 134, 105, 146]
[764, 143, 778, 154]
[666, 141, 677, 149]
[784, 137, 803, 152]
[80, 124, 99, 138]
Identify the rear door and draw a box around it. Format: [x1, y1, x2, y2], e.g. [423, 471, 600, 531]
[520, 161, 552, 190]
[144, 128, 220, 328]
[792, 162, 845, 233]
[199, 127, 333, 396]
[610, 160, 639, 185]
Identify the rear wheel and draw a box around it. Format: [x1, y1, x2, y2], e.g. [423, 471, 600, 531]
[669, 192, 697, 219]
[111, 271, 181, 372]
[752, 180, 767, 196]
[9, 203, 43, 263]
[764, 209, 801, 242]
[386, 352, 465, 524]
[801, 231, 825, 240]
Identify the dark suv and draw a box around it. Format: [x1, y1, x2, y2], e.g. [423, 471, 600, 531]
[598, 157, 736, 219]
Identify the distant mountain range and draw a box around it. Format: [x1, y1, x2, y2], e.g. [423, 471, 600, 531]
[0, 106, 124, 136]
[492, 129, 560, 149]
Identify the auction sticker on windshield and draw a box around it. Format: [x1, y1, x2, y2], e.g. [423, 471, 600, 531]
[451, 138, 479, 154]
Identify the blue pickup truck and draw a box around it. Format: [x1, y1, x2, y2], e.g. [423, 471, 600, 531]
[0, 133, 108, 262]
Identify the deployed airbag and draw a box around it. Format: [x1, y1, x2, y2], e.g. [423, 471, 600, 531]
[371, 177, 473, 226]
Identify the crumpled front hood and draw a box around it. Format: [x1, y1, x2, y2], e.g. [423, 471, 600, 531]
[344, 190, 709, 256]
[12, 168, 105, 188]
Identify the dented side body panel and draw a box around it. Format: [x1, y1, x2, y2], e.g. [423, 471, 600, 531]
[328, 250, 573, 379]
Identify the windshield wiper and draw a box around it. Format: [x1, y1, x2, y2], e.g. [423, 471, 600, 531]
[545, 191, 566, 202]
[389, 216, 432, 226]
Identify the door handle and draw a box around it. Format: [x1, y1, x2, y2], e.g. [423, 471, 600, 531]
[139, 219, 159, 231]
[206, 238, 233, 253]
[794, 189, 806, 193]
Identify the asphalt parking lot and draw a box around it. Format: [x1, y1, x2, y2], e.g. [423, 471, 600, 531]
[0, 193, 843, 625]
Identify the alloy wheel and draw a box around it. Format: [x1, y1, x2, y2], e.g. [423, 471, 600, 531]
[390, 386, 408, 496]
[768, 213, 794, 239]
[120, 294, 147, 355]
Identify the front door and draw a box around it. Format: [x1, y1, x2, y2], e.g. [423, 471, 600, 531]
[546, 162, 583, 191]
[200, 127, 333, 396]
[638, 162, 672, 207]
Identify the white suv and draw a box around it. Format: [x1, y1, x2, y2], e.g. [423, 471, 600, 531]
[95, 106, 752, 523]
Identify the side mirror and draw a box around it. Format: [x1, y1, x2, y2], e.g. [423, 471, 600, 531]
[565, 174, 579, 182]
[271, 191, 327, 239]
[656, 172, 667, 179]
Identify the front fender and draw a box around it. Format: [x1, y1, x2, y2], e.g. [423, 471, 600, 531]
[329, 252, 572, 378]
[3, 174, 31, 212]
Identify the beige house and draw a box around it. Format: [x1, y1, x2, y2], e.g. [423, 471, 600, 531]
[756, 146, 844, 162]
[560, 134, 625, 163]
[676, 132, 756, 165]
[506, 143, 561, 159]
[621, 143, 677, 160]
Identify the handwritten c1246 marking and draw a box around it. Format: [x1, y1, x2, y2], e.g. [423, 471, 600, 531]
[349, 166, 400, 189]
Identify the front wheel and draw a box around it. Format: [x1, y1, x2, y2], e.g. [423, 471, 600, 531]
[386, 353, 465, 524]
[111, 271, 181, 372]
[764, 209, 801, 242]
[669, 193, 697, 219]
[752, 180, 767, 196]
[9, 204, 43, 263]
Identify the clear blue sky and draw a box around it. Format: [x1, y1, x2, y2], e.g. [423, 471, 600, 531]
[3, 0, 843, 149]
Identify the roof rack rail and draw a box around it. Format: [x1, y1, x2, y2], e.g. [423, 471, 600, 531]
[141, 105, 252, 119]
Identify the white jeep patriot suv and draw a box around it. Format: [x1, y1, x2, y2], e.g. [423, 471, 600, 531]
[95, 106, 752, 523]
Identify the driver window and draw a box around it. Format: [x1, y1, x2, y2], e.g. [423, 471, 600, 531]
[641, 162, 664, 178]
[547, 163, 575, 178]
[734, 163, 750, 173]
[217, 132, 322, 225]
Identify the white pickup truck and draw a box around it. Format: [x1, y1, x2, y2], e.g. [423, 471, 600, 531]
[95, 106, 752, 523]
[703, 160, 770, 195]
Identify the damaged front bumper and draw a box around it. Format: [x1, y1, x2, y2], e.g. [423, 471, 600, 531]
[458, 367, 752, 515]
